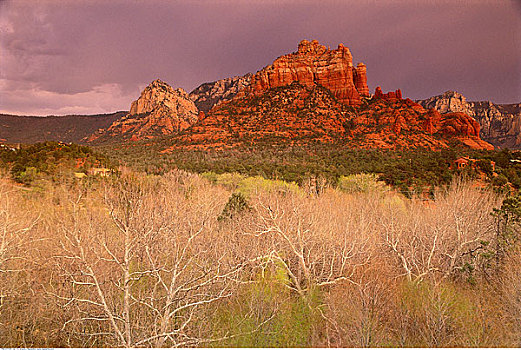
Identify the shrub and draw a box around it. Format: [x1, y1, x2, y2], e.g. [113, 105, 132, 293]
[491, 174, 509, 188]
[492, 193, 521, 265]
[237, 176, 301, 197]
[337, 173, 386, 194]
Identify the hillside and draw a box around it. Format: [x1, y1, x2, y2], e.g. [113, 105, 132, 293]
[89, 40, 493, 153]
[417, 91, 521, 149]
[0, 141, 114, 184]
[161, 82, 492, 152]
[0, 112, 125, 144]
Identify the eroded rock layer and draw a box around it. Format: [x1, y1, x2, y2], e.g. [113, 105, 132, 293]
[417, 91, 521, 149]
[246, 40, 369, 106]
[88, 79, 198, 142]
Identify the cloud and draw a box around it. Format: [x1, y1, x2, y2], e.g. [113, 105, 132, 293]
[0, 0, 520, 116]
[0, 80, 138, 116]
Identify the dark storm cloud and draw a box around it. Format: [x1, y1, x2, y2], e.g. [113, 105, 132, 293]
[0, 0, 519, 115]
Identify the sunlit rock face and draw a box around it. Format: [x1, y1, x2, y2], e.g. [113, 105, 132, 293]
[85, 41, 495, 152]
[88, 79, 199, 142]
[246, 39, 370, 106]
[417, 91, 521, 149]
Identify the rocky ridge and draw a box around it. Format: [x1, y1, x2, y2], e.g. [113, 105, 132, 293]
[87, 79, 199, 142]
[189, 74, 253, 113]
[85, 40, 493, 151]
[417, 91, 521, 149]
[161, 83, 492, 152]
[245, 40, 370, 106]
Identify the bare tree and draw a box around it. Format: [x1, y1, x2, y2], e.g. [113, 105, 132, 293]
[247, 191, 370, 305]
[380, 181, 499, 283]
[0, 180, 38, 315]
[51, 173, 245, 347]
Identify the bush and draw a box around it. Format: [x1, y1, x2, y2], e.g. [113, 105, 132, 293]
[491, 174, 509, 189]
[337, 173, 386, 194]
[237, 176, 301, 197]
[0, 170, 518, 347]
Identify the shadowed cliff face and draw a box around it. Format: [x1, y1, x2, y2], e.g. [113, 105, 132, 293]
[189, 74, 253, 114]
[417, 91, 521, 149]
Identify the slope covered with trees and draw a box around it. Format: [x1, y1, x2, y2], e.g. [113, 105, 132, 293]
[0, 141, 114, 185]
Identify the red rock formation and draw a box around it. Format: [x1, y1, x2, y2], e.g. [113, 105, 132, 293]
[85, 39, 493, 152]
[374, 86, 402, 100]
[422, 109, 442, 134]
[440, 112, 481, 138]
[247, 40, 369, 106]
[354, 63, 369, 97]
[159, 82, 493, 152]
[87, 79, 199, 142]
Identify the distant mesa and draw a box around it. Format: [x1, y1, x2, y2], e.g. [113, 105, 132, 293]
[0, 111, 126, 144]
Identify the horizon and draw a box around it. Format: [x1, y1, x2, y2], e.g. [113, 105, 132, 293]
[1, 0, 520, 116]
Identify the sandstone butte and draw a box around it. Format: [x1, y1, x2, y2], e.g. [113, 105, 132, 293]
[245, 39, 369, 106]
[86, 79, 199, 142]
[167, 80, 493, 152]
[87, 40, 494, 151]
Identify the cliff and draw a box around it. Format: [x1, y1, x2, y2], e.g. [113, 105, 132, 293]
[84, 41, 493, 152]
[246, 40, 370, 106]
[189, 74, 252, 113]
[417, 91, 521, 149]
[87, 79, 199, 142]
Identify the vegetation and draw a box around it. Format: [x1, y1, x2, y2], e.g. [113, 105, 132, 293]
[0, 167, 520, 347]
[97, 141, 521, 196]
[0, 141, 114, 185]
[1, 141, 521, 347]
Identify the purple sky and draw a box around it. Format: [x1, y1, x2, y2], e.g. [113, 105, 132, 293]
[1, 0, 520, 116]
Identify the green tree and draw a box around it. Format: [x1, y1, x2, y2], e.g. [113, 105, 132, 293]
[492, 194, 521, 267]
[218, 192, 251, 221]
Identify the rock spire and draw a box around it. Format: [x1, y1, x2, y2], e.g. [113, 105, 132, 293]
[247, 39, 369, 106]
